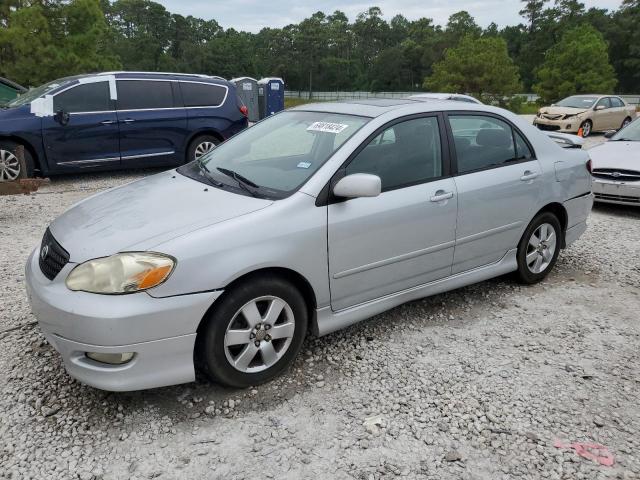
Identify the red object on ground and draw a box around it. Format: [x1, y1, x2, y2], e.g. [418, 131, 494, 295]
[553, 439, 615, 467]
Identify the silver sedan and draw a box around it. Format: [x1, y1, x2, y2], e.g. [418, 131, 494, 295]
[25, 99, 593, 391]
[590, 118, 640, 206]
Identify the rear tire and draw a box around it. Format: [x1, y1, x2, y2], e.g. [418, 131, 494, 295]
[198, 275, 308, 388]
[579, 120, 592, 138]
[620, 117, 632, 130]
[516, 212, 561, 285]
[0, 141, 34, 182]
[187, 135, 220, 163]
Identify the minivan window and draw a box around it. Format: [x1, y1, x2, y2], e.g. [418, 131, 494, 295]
[194, 111, 369, 197]
[346, 117, 443, 191]
[117, 80, 174, 110]
[53, 82, 112, 113]
[180, 82, 227, 107]
[449, 115, 519, 173]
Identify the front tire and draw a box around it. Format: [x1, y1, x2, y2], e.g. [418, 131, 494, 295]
[0, 141, 34, 182]
[579, 120, 592, 138]
[516, 212, 561, 284]
[187, 135, 220, 163]
[199, 275, 308, 388]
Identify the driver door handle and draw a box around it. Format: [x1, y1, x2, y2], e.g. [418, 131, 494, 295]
[520, 170, 539, 181]
[430, 190, 454, 202]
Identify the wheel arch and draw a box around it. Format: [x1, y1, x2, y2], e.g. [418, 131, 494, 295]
[185, 130, 224, 156]
[0, 134, 42, 174]
[195, 266, 318, 337]
[534, 202, 568, 248]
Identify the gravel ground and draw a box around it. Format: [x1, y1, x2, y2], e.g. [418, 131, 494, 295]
[1, 153, 640, 479]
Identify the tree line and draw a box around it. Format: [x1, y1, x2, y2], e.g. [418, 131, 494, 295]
[0, 0, 638, 104]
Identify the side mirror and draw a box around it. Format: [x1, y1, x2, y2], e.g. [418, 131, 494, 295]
[604, 130, 616, 139]
[54, 109, 70, 126]
[333, 173, 381, 199]
[595, 105, 605, 111]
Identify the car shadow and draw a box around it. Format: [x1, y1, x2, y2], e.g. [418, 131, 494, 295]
[593, 202, 640, 219]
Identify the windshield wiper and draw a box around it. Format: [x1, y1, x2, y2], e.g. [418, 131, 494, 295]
[216, 167, 261, 197]
[196, 159, 224, 187]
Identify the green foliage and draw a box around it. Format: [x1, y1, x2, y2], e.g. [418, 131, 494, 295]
[533, 24, 616, 103]
[424, 36, 521, 99]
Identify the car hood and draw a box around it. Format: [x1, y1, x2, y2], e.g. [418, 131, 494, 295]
[49, 170, 273, 263]
[588, 141, 640, 170]
[539, 106, 588, 116]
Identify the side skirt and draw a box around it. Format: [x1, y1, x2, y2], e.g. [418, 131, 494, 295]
[313, 248, 518, 337]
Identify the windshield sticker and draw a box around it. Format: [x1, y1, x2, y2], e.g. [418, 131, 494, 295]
[307, 122, 349, 134]
[297, 162, 312, 169]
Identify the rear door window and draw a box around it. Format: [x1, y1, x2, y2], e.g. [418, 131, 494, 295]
[449, 115, 525, 174]
[117, 80, 174, 110]
[180, 82, 227, 107]
[610, 97, 624, 108]
[53, 82, 112, 113]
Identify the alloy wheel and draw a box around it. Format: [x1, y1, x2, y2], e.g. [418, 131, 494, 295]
[0, 149, 20, 182]
[581, 121, 591, 137]
[224, 296, 296, 373]
[194, 141, 216, 160]
[526, 223, 557, 274]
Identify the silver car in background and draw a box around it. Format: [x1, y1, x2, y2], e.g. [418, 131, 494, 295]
[25, 99, 593, 391]
[590, 117, 640, 206]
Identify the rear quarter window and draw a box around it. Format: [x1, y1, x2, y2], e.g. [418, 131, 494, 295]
[180, 82, 227, 107]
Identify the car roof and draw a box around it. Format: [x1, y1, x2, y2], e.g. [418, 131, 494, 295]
[291, 97, 484, 118]
[95, 71, 229, 84]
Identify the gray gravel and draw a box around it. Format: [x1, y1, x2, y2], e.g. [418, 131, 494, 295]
[1, 167, 639, 480]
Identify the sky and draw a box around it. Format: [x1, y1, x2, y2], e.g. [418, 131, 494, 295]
[155, 0, 624, 33]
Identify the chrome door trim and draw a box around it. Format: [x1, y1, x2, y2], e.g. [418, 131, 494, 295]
[57, 157, 120, 166]
[121, 151, 175, 160]
[332, 240, 456, 279]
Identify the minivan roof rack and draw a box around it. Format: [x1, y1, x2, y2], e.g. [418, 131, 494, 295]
[98, 72, 227, 80]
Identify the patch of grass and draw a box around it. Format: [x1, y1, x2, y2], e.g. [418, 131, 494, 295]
[517, 103, 540, 114]
[284, 97, 320, 109]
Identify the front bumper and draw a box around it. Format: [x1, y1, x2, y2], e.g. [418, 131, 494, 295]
[592, 179, 640, 206]
[533, 116, 580, 133]
[25, 248, 223, 391]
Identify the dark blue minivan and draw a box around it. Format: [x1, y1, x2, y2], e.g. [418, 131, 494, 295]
[0, 72, 248, 181]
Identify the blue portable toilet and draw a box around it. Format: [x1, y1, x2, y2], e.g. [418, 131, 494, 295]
[257, 77, 284, 119]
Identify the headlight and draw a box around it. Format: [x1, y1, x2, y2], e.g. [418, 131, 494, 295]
[66, 252, 175, 294]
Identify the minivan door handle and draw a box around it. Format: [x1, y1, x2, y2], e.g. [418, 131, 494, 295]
[100, 120, 116, 125]
[121, 119, 135, 124]
[520, 171, 539, 182]
[430, 190, 454, 202]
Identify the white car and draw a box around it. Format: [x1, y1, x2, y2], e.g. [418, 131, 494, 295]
[408, 93, 482, 104]
[590, 118, 640, 206]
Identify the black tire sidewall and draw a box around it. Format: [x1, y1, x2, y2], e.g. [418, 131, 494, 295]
[187, 135, 220, 163]
[0, 141, 34, 180]
[200, 276, 308, 388]
[516, 212, 562, 284]
[621, 117, 632, 130]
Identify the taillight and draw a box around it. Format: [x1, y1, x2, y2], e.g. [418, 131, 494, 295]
[586, 158, 593, 174]
[239, 105, 248, 117]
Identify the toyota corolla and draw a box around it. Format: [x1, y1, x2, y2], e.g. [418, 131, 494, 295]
[25, 99, 593, 391]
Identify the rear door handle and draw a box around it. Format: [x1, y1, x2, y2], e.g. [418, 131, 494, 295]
[430, 190, 454, 202]
[100, 120, 116, 125]
[520, 171, 539, 181]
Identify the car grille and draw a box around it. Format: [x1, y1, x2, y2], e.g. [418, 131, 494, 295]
[594, 193, 640, 204]
[39, 228, 70, 280]
[536, 124, 561, 131]
[542, 114, 564, 120]
[592, 169, 640, 182]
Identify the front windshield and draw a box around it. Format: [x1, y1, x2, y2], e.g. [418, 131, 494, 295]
[6, 76, 78, 107]
[555, 96, 598, 109]
[612, 118, 640, 141]
[196, 111, 370, 197]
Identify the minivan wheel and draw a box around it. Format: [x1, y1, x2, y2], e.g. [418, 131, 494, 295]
[516, 212, 561, 284]
[199, 276, 307, 388]
[187, 135, 220, 162]
[0, 142, 34, 182]
[579, 120, 592, 137]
